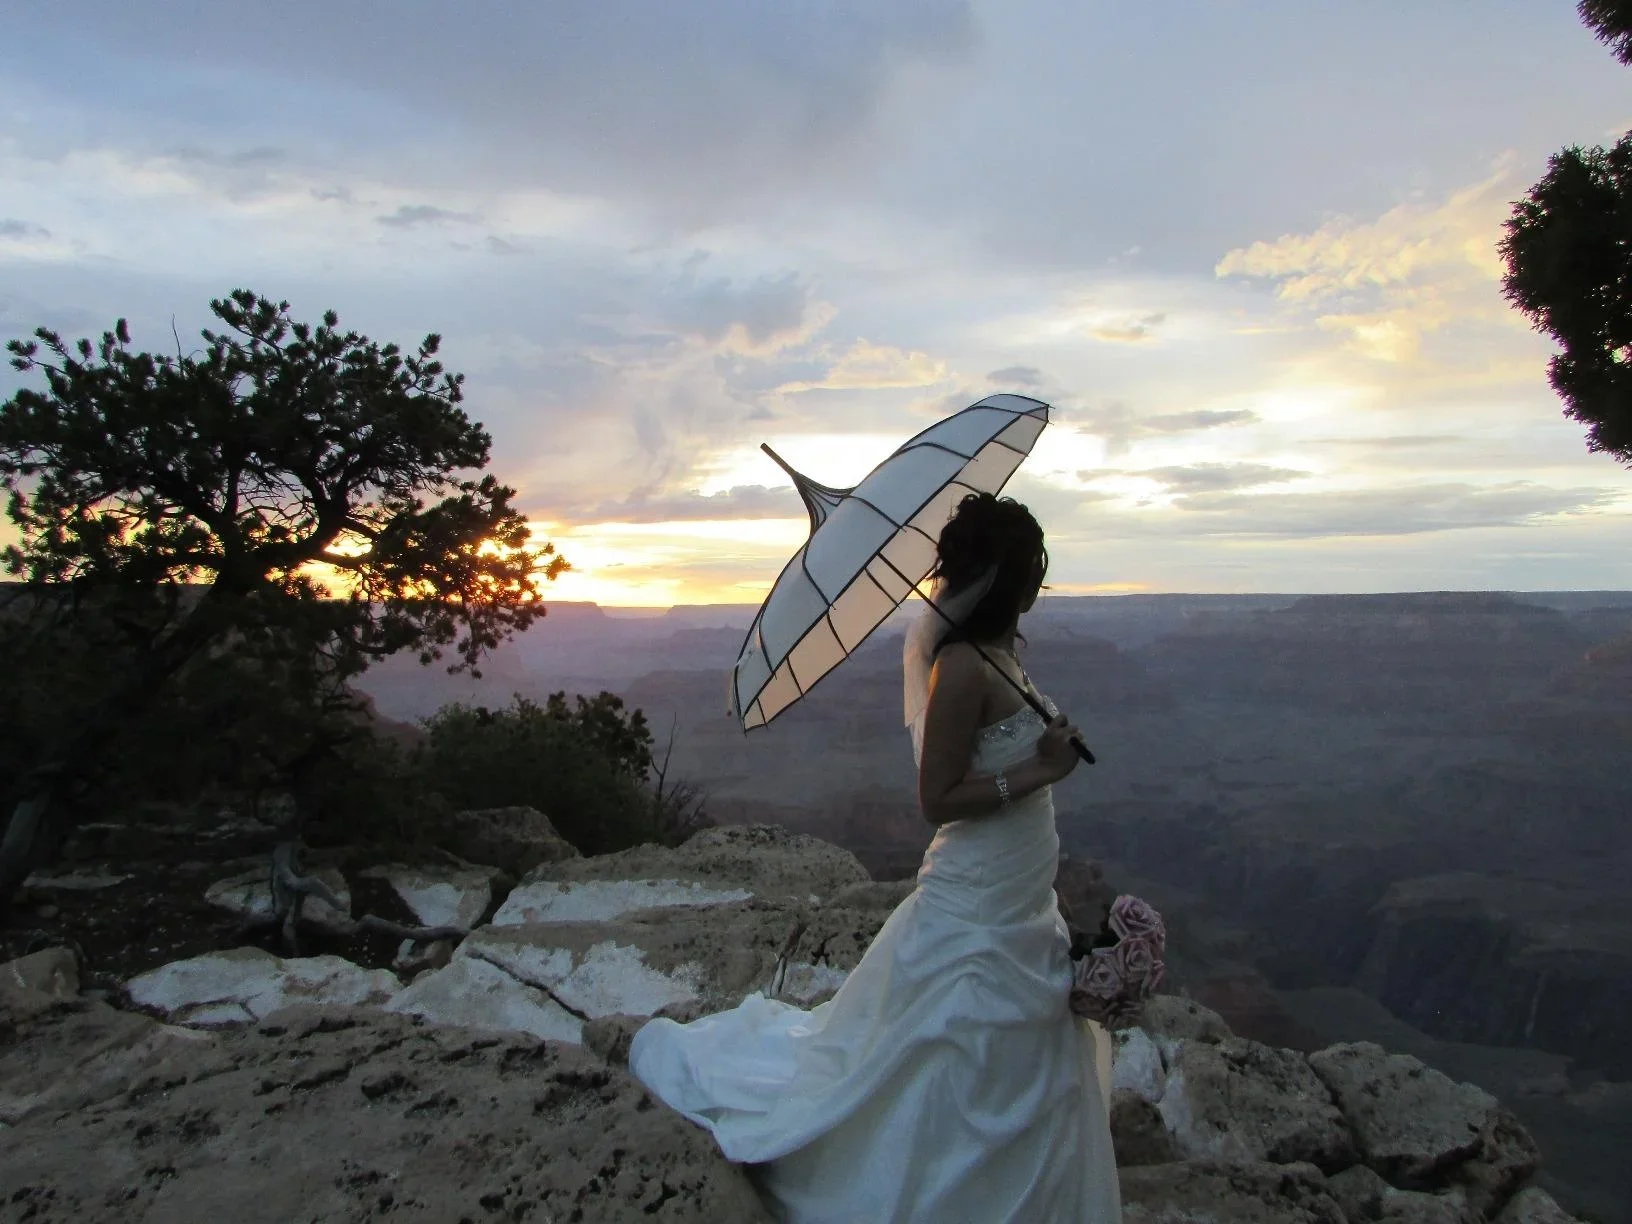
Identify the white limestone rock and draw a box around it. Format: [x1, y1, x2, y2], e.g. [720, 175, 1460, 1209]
[1113, 1026, 1168, 1104]
[493, 878, 754, 926]
[384, 955, 582, 1044]
[204, 865, 352, 933]
[364, 863, 496, 929]
[125, 949, 397, 1027]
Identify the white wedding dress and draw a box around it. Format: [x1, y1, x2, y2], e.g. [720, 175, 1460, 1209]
[628, 702, 1121, 1223]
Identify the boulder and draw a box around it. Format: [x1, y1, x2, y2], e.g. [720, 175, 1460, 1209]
[0, 1000, 219, 1126]
[827, 878, 916, 911]
[391, 937, 453, 978]
[21, 870, 132, 891]
[1110, 1090, 1178, 1166]
[124, 948, 398, 1026]
[393, 890, 887, 1047]
[1141, 994, 1234, 1045]
[459, 925, 710, 1022]
[1113, 1026, 1167, 1104]
[770, 960, 851, 1008]
[0, 1004, 773, 1222]
[1119, 1159, 1347, 1223]
[494, 877, 757, 926]
[361, 863, 497, 929]
[383, 954, 582, 1044]
[1157, 1038, 1355, 1171]
[519, 824, 871, 904]
[1493, 1187, 1586, 1224]
[582, 1013, 647, 1065]
[1325, 1165, 1478, 1224]
[444, 805, 579, 875]
[204, 865, 351, 933]
[1309, 1042, 1540, 1207]
[1, 947, 79, 1007]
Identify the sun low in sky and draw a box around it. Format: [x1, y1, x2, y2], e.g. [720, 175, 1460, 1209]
[2, 2, 1630, 606]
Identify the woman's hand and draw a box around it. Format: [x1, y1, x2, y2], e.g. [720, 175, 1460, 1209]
[1035, 712, 1083, 783]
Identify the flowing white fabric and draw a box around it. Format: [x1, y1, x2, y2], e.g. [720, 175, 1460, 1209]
[901, 568, 997, 767]
[627, 704, 1121, 1224]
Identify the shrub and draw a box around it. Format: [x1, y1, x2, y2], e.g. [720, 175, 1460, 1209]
[412, 694, 702, 856]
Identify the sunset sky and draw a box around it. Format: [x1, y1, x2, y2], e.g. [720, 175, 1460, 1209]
[3, 1, 1630, 605]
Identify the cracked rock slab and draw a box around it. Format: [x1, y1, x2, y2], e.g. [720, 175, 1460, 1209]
[0, 1004, 772, 1223]
[384, 954, 582, 1044]
[461, 925, 708, 1022]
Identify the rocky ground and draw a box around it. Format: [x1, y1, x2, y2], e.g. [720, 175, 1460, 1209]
[0, 810, 1598, 1222]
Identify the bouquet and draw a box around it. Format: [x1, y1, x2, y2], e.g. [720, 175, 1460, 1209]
[1068, 895, 1166, 1028]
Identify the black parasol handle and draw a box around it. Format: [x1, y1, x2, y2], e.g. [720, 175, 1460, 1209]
[895, 565, 1097, 766]
[969, 642, 1096, 765]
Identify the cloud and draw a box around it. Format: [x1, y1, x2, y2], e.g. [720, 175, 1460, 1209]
[1066, 401, 1261, 457]
[1088, 311, 1167, 343]
[1215, 164, 1524, 364]
[377, 204, 477, 228]
[1142, 408, 1260, 433]
[0, 219, 51, 240]
[554, 484, 802, 525]
[987, 365, 1046, 387]
[41, 1, 977, 215]
[1169, 482, 1617, 539]
[1315, 433, 1463, 451]
[779, 340, 949, 394]
[1135, 463, 1308, 494]
[652, 269, 824, 354]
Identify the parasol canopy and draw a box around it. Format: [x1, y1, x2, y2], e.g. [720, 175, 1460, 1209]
[729, 393, 1052, 732]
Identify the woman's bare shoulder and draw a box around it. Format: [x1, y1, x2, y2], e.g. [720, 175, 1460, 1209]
[932, 640, 985, 679]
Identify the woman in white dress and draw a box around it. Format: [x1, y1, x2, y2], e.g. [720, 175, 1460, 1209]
[629, 493, 1121, 1223]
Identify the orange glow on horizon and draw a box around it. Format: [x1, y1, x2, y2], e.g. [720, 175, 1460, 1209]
[528, 516, 806, 607]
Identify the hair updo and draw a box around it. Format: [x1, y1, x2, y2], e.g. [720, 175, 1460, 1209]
[930, 492, 1048, 648]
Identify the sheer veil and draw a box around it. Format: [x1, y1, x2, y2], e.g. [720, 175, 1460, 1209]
[902, 566, 998, 766]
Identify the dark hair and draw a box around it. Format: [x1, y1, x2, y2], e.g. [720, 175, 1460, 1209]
[930, 492, 1047, 649]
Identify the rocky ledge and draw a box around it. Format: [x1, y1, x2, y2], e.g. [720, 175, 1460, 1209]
[0, 821, 1589, 1223]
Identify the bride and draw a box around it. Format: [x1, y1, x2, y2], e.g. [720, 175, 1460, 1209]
[629, 492, 1121, 1223]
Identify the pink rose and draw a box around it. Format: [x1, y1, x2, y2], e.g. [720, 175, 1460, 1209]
[1145, 959, 1166, 995]
[1113, 935, 1159, 985]
[1110, 895, 1166, 950]
[1075, 948, 1124, 1001]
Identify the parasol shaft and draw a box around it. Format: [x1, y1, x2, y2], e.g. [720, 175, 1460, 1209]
[880, 558, 1096, 765]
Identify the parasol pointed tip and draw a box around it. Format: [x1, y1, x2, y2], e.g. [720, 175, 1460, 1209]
[760, 443, 801, 483]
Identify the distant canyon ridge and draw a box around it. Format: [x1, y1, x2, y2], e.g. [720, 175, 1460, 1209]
[358, 590, 1632, 1217]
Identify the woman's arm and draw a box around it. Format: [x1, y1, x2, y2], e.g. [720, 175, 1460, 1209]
[916, 644, 1058, 827]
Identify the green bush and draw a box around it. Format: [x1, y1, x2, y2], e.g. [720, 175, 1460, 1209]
[412, 694, 702, 856]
